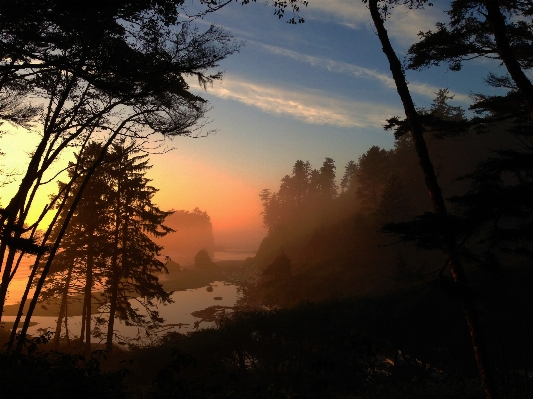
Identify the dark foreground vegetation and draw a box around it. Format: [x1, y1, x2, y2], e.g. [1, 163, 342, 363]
[2, 1, 533, 398]
[1, 261, 531, 399]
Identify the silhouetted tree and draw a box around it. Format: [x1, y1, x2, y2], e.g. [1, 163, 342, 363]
[292, 160, 312, 208]
[259, 189, 279, 232]
[356, 146, 391, 212]
[317, 157, 337, 201]
[375, 174, 412, 226]
[0, 82, 40, 130]
[340, 160, 359, 195]
[10, 143, 113, 351]
[407, 0, 533, 119]
[260, 160, 313, 232]
[103, 143, 173, 352]
[22, 143, 173, 354]
[367, 0, 499, 395]
[307, 168, 322, 204]
[0, 0, 239, 323]
[427, 89, 466, 122]
[448, 101, 533, 269]
[278, 174, 298, 219]
[276, 160, 312, 217]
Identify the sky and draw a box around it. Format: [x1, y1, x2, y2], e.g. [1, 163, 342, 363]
[0, 0, 507, 251]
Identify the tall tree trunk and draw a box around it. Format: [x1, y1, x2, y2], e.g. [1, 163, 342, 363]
[0, 245, 20, 317]
[105, 272, 119, 351]
[106, 165, 123, 352]
[53, 264, 73, 349]
[483, 0, 533, 120]
[53, 292, 66, 349]
[84, 239, 94, 360]
[15, 120, 130, 352]
[6, 146, 85, 349]
[368, 1, 499, 398]
[64, 297, 70, 343]
[80, 296, 86, 342]
[0, 69, 86, 318]
[0, 144, 50, 317]
[106, 203, 131, 351]
[0, 72, 77, 298]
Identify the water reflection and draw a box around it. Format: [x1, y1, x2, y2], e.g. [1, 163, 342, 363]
[2, 281, 240, 345]
[5, 252, 253, 305]
[213, 250, 256, 262]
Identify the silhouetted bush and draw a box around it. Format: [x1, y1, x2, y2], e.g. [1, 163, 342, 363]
[0, 334, 127, 399]
[128, 290, 506, 398]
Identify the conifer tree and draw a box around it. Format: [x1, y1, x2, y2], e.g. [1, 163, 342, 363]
[31, 142, 173, 353]
[34, 143, 116, 353]
[407, 0, 533, 119]
[103, 143, 173, 351]
[356, 146, 391, 212]
[318, 157, 337, 201]
[259, 189, 282, 233]
[340, 160, 359, 195]
[0, 0, 239, 321]
[367, 0, 499, 396]
[375, 174, 412, 226]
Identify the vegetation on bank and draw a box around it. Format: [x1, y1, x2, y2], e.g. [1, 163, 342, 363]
[2, 1, 533, 398]
[1, 264, 531, 398]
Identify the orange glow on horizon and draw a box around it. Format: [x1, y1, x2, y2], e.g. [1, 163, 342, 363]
[149, 151, 265, 248]
[1, 123, 266, 250]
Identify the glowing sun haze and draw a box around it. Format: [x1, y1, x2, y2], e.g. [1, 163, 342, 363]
[149, 150, 265, 249]
[1, 0, 503, 252]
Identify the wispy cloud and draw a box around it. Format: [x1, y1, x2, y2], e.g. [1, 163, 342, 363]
[200, 75, 402, 129]
[303, 0, 442, 45]
[260, 44, 470, 103]
[303, 0, 369, 29]
[388, 7, 444, 46]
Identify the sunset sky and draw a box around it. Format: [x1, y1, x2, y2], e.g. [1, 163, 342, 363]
[1, 0, 504, 251]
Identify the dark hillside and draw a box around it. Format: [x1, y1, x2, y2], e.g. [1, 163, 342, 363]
[254, 125, 514, 304]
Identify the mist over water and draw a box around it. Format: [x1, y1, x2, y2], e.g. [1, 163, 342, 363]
[5, 251, 256, 305]
[213, 250, 256, 262]
[2, 282, 240, 343]
[4, 250, 251, 341]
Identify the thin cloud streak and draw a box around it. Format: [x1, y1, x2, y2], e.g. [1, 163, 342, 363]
[203, 75, 402, 129]
[304, 0, 369, 29]
[304, 0, 442, 45]
[260, 44, 471, 104]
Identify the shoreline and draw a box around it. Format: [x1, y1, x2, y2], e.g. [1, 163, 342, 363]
[1, 260, 249, 318]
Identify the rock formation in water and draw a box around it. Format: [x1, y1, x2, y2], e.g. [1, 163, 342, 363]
[157, 208, 215, 266]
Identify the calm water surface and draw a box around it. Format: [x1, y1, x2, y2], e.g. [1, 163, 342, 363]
[213, 250, 256, 262]
[2, 281, 240, 343]
[5, 251, 255, 305]
[3, 250, 256, 343]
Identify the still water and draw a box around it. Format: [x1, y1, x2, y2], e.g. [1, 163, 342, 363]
[213, 250, 256, 262]
[4, 251, 256, 306]
[2, 281, 240, 344]
[2, 250, 256, 344]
